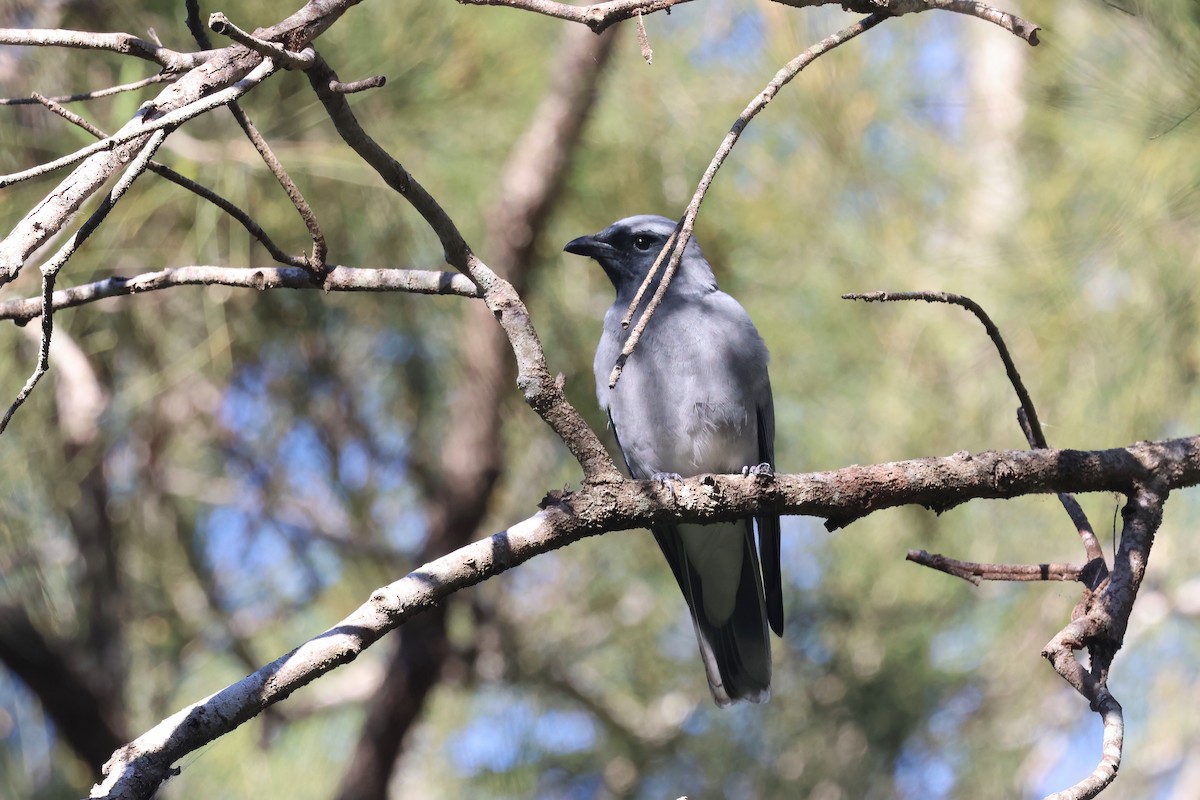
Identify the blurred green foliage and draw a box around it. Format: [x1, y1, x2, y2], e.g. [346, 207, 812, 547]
[1, 0, 1199, 798]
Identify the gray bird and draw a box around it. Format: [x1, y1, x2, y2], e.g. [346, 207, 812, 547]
[564, 214, 783, 706]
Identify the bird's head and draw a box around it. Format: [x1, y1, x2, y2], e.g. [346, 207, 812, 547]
[564, 215, 715, 299]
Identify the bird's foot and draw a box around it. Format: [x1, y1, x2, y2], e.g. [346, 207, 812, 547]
[742, 462, 774, 479]
[651, 471, 684, 500]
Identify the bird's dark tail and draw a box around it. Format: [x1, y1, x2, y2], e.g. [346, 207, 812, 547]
[653, 519, 772, 706]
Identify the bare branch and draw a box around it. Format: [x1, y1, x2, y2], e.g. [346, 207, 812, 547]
[0, 27, 211, 70]
[0, 58, 276, 192]
[207, 13, 316, 70]
[609, 13, 887, 388]
[0, 73, 172, 106]
[0, 266, 482, 325]
[907, 549, 1082, 585]
[920, 0, 1040, 45]
[0, 0, 361, 286]
[89, 437, 1198, 800]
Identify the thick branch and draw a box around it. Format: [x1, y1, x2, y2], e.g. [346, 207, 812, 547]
[89, 436, 1199, 800]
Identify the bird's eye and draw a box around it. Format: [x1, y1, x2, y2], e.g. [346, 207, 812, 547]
[633, 234, 654, 251]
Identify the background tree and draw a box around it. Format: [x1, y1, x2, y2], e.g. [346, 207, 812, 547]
[0, 1, 1198, 799]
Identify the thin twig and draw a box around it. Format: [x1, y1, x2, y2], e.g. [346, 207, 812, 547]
[619, 227, 677, 328]
[455, 0, 693, 33]
[844, 291, 1047, 446]
[843, 291, 1108, 565]
[609, 13, 887, 388]
[200, 13, 325, 279]
[0, 266, 481, 325]
[922, 0, 1040, 45]
[207, 13, 316, 70]
[222, 101, 328, 280]
[0, 73, 173, 106]
[1, 128, 167, 434]
[906, 550, 1082, 586]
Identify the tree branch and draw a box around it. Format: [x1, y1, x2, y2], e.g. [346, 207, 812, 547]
[0, 27, 211, 70]
[0, 73, 173, 106]
[207, 13, 316, 70]
[89, 436, 1199, 800]
[28, 92, 308, 268]
[906, 550, 1083, 585]
[1041, 483, 1164, 799]
[0, 266, 482, 325]
[845, 291, 1108, 563]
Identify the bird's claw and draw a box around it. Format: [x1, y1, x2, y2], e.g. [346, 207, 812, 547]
[742, 462, 774, 479]
[651, 471, 684, 500]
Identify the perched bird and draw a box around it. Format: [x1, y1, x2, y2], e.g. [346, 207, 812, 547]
[564, 214, 783, 706]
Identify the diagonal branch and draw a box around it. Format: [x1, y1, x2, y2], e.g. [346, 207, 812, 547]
[0, 57, 277, 284]
[845, 291, 1045, 443]
[208, 13, 316, 70]
[0, 0, 363, 287]
[220, 100, 328, 280]
[305, 52, 621, 483]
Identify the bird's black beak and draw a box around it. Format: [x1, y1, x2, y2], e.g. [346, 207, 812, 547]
[564, 234, 616, 261]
